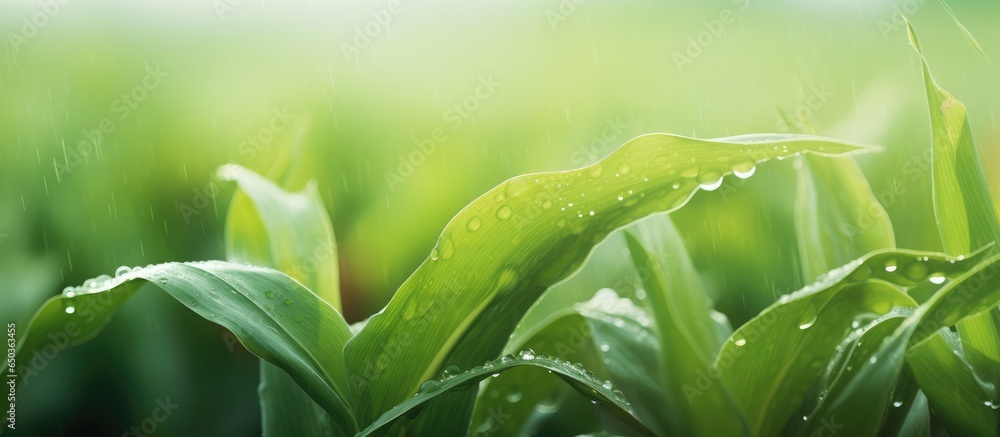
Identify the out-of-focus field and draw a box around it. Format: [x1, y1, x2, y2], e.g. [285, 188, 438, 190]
[1, 0, 998, 434]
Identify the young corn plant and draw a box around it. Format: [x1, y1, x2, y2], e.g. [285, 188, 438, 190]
[13, 20, 1000, 437]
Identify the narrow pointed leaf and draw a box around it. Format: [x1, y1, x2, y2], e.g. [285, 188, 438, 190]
[356, 355, 655, 437]
[907, 19, 1000, 421]
[624, 219, 747, 436]
[715, 249, 986, 436]
[345, 132, 872, 429]
[222, 164, 344, 437]
[472, 288, 664, 436]
[795, 156, 895, 283]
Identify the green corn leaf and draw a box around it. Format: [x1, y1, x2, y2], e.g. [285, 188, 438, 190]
[472, 287, 664, 436]
[907, 329, 996, 435]
[14, 262, 358, 435]
[788, 309, 926, 436]
[715, 248, 986, 436]
[795, 156, 896, 283]
[796, 250, 1000, 436]
[222, 164, 343, 437]
[221, 164, 341, 308]
[936, 0, 991, 63]
[356, 353, 656, 437]
[344, 132, 873, 429]
[623, 217, 747, 436]
[906, 18, 1000, 428]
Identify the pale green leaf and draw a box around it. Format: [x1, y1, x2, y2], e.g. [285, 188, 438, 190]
[344, 132, 872, 429]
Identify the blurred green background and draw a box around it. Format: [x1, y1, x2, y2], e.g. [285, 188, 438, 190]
[1, 0, 998, 434]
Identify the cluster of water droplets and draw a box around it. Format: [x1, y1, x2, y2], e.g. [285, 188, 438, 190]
[409, 348, 633, 416]
[60, 264, 161, 314]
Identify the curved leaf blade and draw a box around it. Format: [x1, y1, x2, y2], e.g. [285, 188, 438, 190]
[472, 288, 664, 436]
[222, 164, 345, 437]
[15, 262, 357, 435]
[345, 132, 873, 427]
[357, 354, 654, 437]
[715, 249, 984, 436]
[624, 220, 747, 436]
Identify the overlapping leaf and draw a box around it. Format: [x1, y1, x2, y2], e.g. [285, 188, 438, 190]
[906, 18, 1000, 433]
[222, 164, 342, 437]
[344, 133, 871, 430]
[14, 261, 357, 435]
[472, 287, 663, 436]
[715, 248, 988, 436]
[356, 353, 655, 437]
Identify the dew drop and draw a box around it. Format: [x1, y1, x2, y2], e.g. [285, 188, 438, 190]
[698, 171, 724, 191]
[618, 163, 631, 175]
[466, 216, 482, 232]
[518, 349, 536, 360]
[904, 261, 928, 281]
[418, 380, 442, 394]
[440, 365, 460, 380]
[929, 273, 946, 285]
[284, 299, 293, 305]
[115, 266, 132, 277]
[734, 337, 747, 347]
[884, 259, 898, 273]
[893, 401, 904, 408]
[496, 205, 513, 221]
[798, 305, 818, 330]
[504, 178, 532, 198]
[589, 164, 604, 177]
[733, 161, 756, 179]
[437, 233, 455, 260]
[65, 306, 75, 314]
[506, 392, 523, 403]
[600, 344, 610, 352]
[681, 167, 699, 178]
[265, 291, 275, 298]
